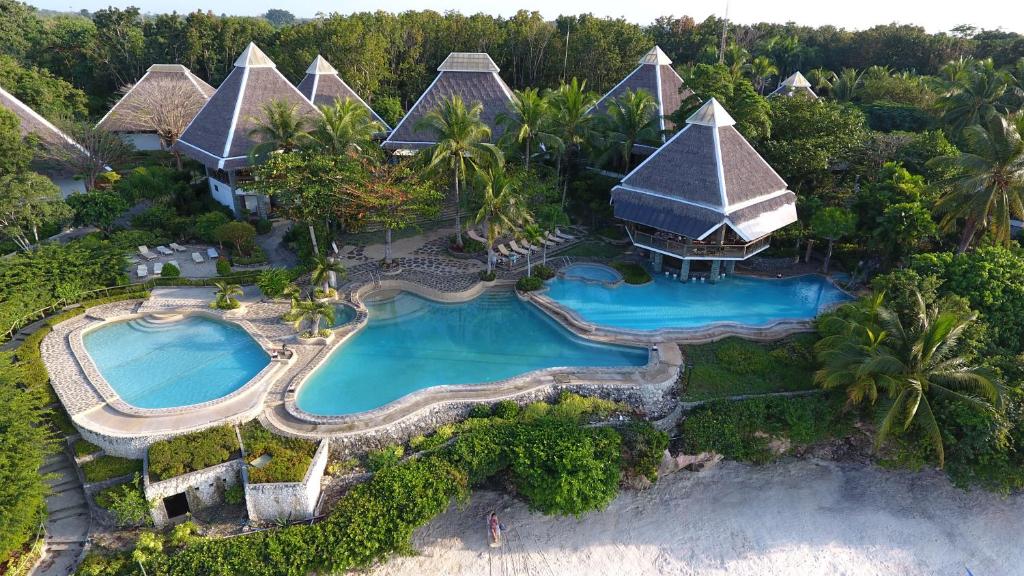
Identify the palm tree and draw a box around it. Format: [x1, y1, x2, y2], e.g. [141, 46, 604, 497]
[248, 100, 312, 162]
[815, 291, 1001, 467]
[830, 68, 863, 102]
[496, 88, 560, 170]
[310, 255, 346, 296]
[723, 43, 750, 81]
[806, 67, 836, 95]
[748, 56, 778, 95]
[308, 98, 382, 155]
[211, 281, 243, 310]
[473, 166, 530, 274]
[416, 95, 502, 248]
[285, 297, 335, 336]
[597, 89, 659, 172]
[929, 114, 1024, 252]
[940, 59, 1011, 134]
[547, 78, 598, 207]
[520, 223, 544, 275]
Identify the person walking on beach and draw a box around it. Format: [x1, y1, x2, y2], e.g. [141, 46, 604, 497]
[488, 511, 502, 547]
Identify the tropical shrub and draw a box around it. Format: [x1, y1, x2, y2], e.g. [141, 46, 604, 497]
[516, 275, 543, 291]
[215, 257, 232, 277]
[160, 263, 180, 278]
[531, 264, 555, 280]
[256, 268, 292, 299]
[147, 425, 239, 481]
[367, 445, 405, 471]
[224, 484, 244, 505]
[620, 421, 669, 482]
[169, 521, 199, 548]
[468, 404, 492, 419]
[95, 474, 151, 527]
[240, 422, 317, 484]
[193, 211, 231, 243]
[479, 270, 496, 281]
[74, 439, 101, 457]
[81, 455, 143, 483]
[255, 218, 273, 234]
[612, 262, 651, 284]
[493, 399, 519, 419]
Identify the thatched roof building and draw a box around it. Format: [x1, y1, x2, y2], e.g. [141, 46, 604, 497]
[382, 52, 513, 153]
[173, 43, 320, 172]
[97, 64, 215, 150]
[769, 72, 818, 99]
[610, 98, 796, 273]
[0, 84, 85, 196]
[592, 46, 693, 138]
[296, 55, 390, 129]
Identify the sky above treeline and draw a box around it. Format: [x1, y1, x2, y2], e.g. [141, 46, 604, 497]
[29, 0, 1024, 34]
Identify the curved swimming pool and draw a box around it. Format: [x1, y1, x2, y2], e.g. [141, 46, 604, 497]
[296, 291, 648, 416]
[543, 273, 850, 330]
[83, 315, 270, 409]
[560, 263, 622, 284]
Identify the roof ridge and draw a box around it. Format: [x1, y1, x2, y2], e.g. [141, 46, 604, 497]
[437, 52, 500, 73]
[685, 98, 735, 127]
[235, 43, 275, 68]
[306, 55, 338, 76]
[640, 46, 673, 66]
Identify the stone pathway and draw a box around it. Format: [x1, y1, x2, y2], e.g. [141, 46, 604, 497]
[32, 442, 89, 576]
[256, 218, 299, 269]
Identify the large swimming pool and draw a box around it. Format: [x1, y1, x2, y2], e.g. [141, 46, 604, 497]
[83, 315, 270, 409]
[296, 291, 649, 416]
[543, 273, 850, 330]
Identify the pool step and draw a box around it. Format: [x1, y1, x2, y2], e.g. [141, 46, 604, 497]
[125, 315, 187, 333]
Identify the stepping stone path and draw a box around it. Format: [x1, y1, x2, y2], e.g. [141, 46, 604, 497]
[32, 436, 89, 576]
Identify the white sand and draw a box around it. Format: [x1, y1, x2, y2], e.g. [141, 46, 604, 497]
[371, 459, 1022, 576]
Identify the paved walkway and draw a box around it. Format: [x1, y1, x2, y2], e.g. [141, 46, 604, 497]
[256, 219, 299, 269]
[32, 442, 89, 576]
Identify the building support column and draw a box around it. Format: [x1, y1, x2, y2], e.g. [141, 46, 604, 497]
[227, 170, 243, 217]
[679, 259, 691, 281]
[725, 260, 736, 275]
[652, 252, 663, 273]
[709, 259, 721, 283]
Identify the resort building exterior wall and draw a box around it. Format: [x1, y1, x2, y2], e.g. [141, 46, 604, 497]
[244, 439, 329, 524]
[143, 457, 244, 527]
[122, 132, 163, 151]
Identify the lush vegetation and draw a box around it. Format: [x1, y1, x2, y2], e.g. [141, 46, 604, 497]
[239, 422, 317, 484]
[74, 439, 102, 458]
[147, 426, 240, 482]
[81, 455, 143, 484]
[94, 474, 151, 527]
[682, 335, 818, 400]
[611, 262, 651, 284]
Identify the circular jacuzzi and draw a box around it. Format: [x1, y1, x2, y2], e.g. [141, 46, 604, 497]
[558, 263, 623, 286]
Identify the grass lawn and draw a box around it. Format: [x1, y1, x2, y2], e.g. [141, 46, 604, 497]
[561, 240, 628, 259]
[681, 334, 819, 400]
[74, 439, 102, 458]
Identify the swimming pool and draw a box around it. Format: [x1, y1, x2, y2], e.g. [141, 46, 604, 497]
[83, 315, 270, 409]
[296, 291, 649, 416]
[560, 263, 622, 284]
[542, 273, 850, 331]
[329, 303, 358, 327]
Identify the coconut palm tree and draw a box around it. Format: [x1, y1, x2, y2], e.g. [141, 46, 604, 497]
[806, 67, 836, 95]
[723, 43, 750, 81]
[940, 59, 1011, 135]
[496, 88, 560, 170]
[597, 89, 660, 173]
[248, 100, 313, 162]
[308, 98, 382, 155]
[285, 297, 335, 336]
[929, 114, 1024, 252]
[473, 165, 530, 274]
[211, 281, 243, 310]
[310, 254, 346, 296]
[547, 78, 598, 207]
[520, 223, 545, 275]
[416, 95, 502, 248]
[748, 56, 779, 95]
[815, 291, 1001, 467]
[830, 68, 863, 102]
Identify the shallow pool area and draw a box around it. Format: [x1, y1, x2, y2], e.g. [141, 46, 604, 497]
[82, 315, 270, 409]
[543, 273, 850, 331]
[329, 303, 358, 327]
[560, 263, 622, 284]
[296, 291, 649, 416]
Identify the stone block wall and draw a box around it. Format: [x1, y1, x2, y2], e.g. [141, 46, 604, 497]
[244, 439, 329, 524]
[143, 458, 244, 527]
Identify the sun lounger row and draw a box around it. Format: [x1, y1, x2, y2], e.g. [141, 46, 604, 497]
[136, 259, 179, 279]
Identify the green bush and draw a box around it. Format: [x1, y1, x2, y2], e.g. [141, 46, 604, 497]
[215, 258, 232, 276]
[232, 246, 268, 265]
[453, 235, 485, 254]
[240, 422, 317, 484]
[160, 263, 180, 278]
[532, 264, 555, 280]
[256, 268, 291, 299]
[479, 270, 496, 281]
[76, 550, 136, 576]
[493, 400, 519, 420]
[367, 445, 405, 471]
[255, 218, 272, 234]
[516, 275, 543, 292]
[193, 211, 230, 243]
[682, 335, 818, 400]
[74, 439, 101, 458]
[224, 484, 244, 505]
[612, 262, 651, 284]
[169, 521, 199, 547]
[147, 425, 239, 481]
[548, 391, 625, 422]
[94, 474, 151, 527]
[82, 455, 142, 483]
[468, 404, 491, 419]
[620, 421, 669, 481]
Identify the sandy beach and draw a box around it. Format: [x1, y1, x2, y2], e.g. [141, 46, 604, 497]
[371, 459, 1022, 576]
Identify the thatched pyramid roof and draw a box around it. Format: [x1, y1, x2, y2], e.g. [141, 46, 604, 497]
[97, 64, 215, 133]
[769, 72, 818, 99]
[592, 46, 694, 136]
[296, 55, 390, 129]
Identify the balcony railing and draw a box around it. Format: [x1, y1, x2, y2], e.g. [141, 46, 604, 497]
[628, 230, 771, 260]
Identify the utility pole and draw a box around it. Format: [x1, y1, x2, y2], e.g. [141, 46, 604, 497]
[562, 22, 571, 82]
[718, 0, 730, 64]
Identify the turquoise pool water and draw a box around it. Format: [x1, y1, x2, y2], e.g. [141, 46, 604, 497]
[83, 316, 270, 409]
[296, 291, 648, 416]
[329, 303, 358, 327]
[561, 263, 622, 283]
[543, 273, 850, 330]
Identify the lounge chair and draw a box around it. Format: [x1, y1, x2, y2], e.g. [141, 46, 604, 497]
[546, 231, 565, 244]
[497, 244, 513, 259]
[169, 242, 187, 252]
[467, 228, 487, 244]
[137, 246, 158, 261]
[156, 246, 173, 256]
[520, 240, 541, 252]
[555, 228, 576, 241]
[136, 264, 148, 278]
[191, 252, 204, 263]
[207, 247, 219, 259]
[538, 236, 556, 247]
[153, 262, 163, 275]
[509, 241, 530, 256]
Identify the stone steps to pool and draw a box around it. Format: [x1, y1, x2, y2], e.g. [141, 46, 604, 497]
[123, 316, 185, 333]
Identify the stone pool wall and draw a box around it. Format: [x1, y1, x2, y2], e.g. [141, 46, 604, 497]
[244, 439, 329, 524]
[143, 457, 244, 527]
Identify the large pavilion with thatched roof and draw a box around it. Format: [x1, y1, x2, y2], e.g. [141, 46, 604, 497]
[97, 64, 215, 151]
[297, 55, 390, 130]
[769, 72, 818, 99]
[0, 85, 86, 197]
[610, 98, 797, 282]
[382, 52, 513, 154]
[173, 43, 321, 217]
[592, 46, 694, 147]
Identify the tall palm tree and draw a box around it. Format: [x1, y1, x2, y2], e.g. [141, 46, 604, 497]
[473, 165, 530, 274]
[940, 59, 1011, 135]
[310, 254, 346, 295]
[520, 223, 544, 275]
[829, 68, 863, 102]
[248, 100, 312, 162]
[816, 291, 1001, 467]
[748, 56, 779, 95]
[723, 43, 750, 81]
[308, 98, 382, 155]
[211, 281, 243, 309]
[547, 78, 598, 207]
[597, 89, 660, 173]
[285, 297, 336, 336]
[806, 67, 836, 95]
[496, 88, 560, 170]
[929, 114, 1024, 252]
[416, 95, 502, 248]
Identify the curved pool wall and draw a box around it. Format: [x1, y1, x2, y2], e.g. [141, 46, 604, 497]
[82, 315, 271, 409]
[540, 273, 851, 332]
[559, 263, 623, 286]
[295, 290, 650, 416]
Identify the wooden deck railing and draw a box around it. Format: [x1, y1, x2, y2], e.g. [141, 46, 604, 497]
[628, 230, 771, 260]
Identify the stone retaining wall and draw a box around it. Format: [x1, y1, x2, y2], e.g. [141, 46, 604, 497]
[244, 439, 329, 524]
[143, 458, 244, 527]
